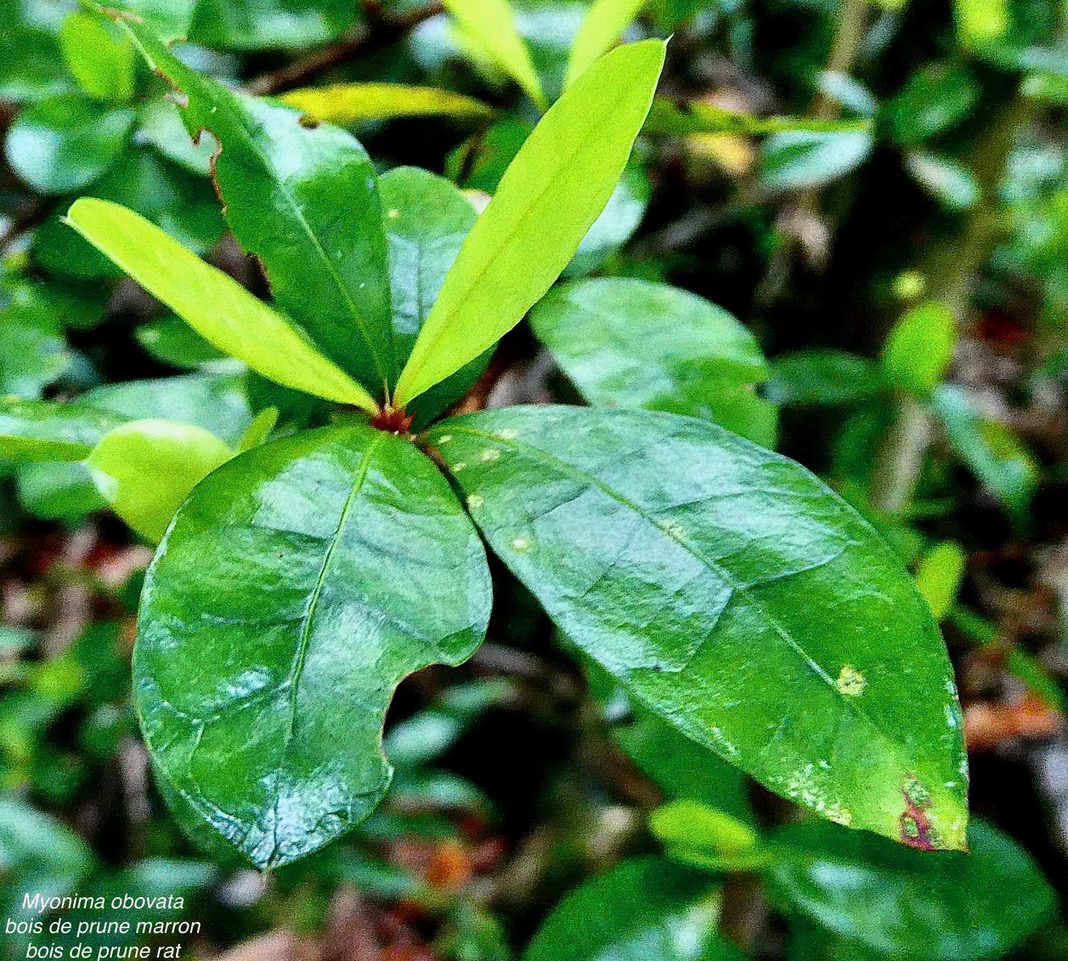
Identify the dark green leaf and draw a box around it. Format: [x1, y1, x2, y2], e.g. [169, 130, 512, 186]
[379, 166, 487, 425]
[523, 856, 744, 961]
[136, 316, 228, 368]
[530, 278, 775, 445]
[428, 406, 968, 849]
[5, 97, 134, 194]
[881, 64, 979, 147]
[0, 398, 126, 463]
[135, 424, 491, 867]
[119, 16, 396, 395]
[766, 819, 1055, 960]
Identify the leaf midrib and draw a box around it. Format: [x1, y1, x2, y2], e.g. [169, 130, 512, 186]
[269, 432, 384, 864]
[445, 423, 919, 779]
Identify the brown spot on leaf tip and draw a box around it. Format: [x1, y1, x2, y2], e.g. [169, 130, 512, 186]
[899, 777, 941, 851]
[297, 114, 320, 129]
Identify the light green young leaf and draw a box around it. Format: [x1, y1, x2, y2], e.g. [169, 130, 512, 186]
[915, 541, 966, 621]
[954, 0, 1009, 47]
[59, 12, 136, 103]
[88, 419, 233, 542]
[65, 199, 379, 412]
[651, 800, 761, 870]
[565, 0, 648, 88]
[882, 301, 956, 395]
[428, 406, 968, 850]
[135, 425, 491, 867]
[282, 83, 495, 125]
[0, 397, 126, 463]
[443, 0, 546, 108]
[394, 40, 665, 409]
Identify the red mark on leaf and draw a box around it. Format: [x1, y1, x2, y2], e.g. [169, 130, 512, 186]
[899, 778, 940, 851]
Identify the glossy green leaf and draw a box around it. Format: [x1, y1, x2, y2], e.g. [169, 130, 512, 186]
[915, 541, 966, 620]
[0, 398, 126, 463]
[769, 351, 885, 406]
[65, 198, 379, 411]
[565, 0, 648, 88]
[766, 819, 1055, 960]
[762, 131, 872, 191]
[523, 856, 743, 961]
[59, 12, 135, 103]
[87, 420, 233, 542]
[530, 278, 776, 445]
[428, 406, 968, 849]
[955, 0, 1009, 47]
[932, 384, 1037, 521]
[5, 97, 133, 194]
[443, 0, 546, 108]
[85, 372, 253, 445]
[394, 40, 665, 408]
[644, 99, 872, 136]
[282, 83, 495, 125]
[379, 167, 488, 424]
[135, 424, 491, 867]
[117, 16, 396, 395]
[882, 301, 956, 396]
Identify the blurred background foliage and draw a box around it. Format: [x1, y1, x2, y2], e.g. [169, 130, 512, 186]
[1, 0, 1067, 957]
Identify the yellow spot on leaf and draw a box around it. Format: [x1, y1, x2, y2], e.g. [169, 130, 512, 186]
[836, 665, 867, 697]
